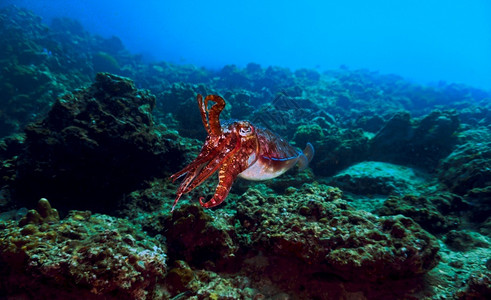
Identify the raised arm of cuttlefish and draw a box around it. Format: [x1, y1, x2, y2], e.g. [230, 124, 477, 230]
[170, 94, 314, 211]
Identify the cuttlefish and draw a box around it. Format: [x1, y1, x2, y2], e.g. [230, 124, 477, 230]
[170, 94, 314, 211]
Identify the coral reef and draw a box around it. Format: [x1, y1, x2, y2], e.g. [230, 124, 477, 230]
[377, 193, 466, 234]
[234, 184, 440, 283]
[1, 6, 490, 299]
[328, 161, 429, 196]
[369, 110, 460, 170]
[0, 199, 167, 299]
[12, 73, 185, 213]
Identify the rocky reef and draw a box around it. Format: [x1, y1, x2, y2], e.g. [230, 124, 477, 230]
[11, 72, 186, 213]
[0, 199, 167, 299]
[1, 5, 490, 300]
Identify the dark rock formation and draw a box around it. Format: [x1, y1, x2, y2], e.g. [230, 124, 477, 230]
[378, 193, 466, 234]
[0, 199, 167, 299]
[13, 73, 185, 213]
[163, 204, 238, 270]
[370, 110, 460, 170]
[235, 184, 440, 282]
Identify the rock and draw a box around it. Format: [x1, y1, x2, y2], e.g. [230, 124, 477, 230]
[163, 204, 238, 270]
[0, 202, 167, 299]
[370, 110, 459, 170]
[353, 114, 386, 133]
[156, 82, 210, 139]
[328, 161, 429, 196]
[165, 260, 197, 294]
[438, 133, 491, 196]
[377, 193, 465, 234]
[480, 217, 491, 237]
[310, 127, 370, 177]
[456, 271, 491, 300]
[294, 68, 321, 82]
[19, 198, 59, 227]
[13, 73, 185, 213]
[444, 230, 490, 251]
[293, 124, 324, 148]
[235, 183, 440, 282]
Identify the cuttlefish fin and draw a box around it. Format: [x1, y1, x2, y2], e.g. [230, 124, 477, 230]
[296, 142, 315, 171]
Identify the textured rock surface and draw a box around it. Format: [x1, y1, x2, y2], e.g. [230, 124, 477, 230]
[328, 161, 430, 196]
[307, 126, 370, 177]
[18, 197, 59, 226]
[235, 183, 440, 282]
[163, 204, 239, 270]
[13, 73, 185, 212]
[456, 271, 491, 299]
[444, 230, 490, 252]
[0, 199, 167, 300]
[438, 133, 491, 196]
[370, 110, 460, 170]
[378, 193, 466, 234]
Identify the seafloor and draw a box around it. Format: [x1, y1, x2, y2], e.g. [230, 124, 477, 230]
[0, 6, 490, 300]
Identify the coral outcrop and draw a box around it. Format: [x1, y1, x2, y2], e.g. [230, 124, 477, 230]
[378, 193, 466, 234]
[13, 73, 185, 212]
[0, 199, 167, 299]
[163, 204, 238, 270]
[234, 184, 440, 283]
[369, 110, 460, 170]
[2, 6, 491, 299]
[18, 198, 59, 226]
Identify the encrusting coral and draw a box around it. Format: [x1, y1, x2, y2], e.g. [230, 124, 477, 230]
[18, 198, 59, 226]
[0, 199, 167, 299]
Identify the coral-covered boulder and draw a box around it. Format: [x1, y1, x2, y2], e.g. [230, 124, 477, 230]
[309, 127, 370, 176]
[377, 193, 466, 234]
[437, 129, 491, 223]
[163, 204, 238, 270]
[0, 199, 167, 300]
[370, 110, 459, 169]
[456, 271, 491, 299]
[235, 183, 440, 282]
[438, 131, 491, 195]
[13, 73, 185, 212]
[328, 161, 429, 196]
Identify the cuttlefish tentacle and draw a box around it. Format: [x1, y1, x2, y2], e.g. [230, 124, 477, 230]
[198, 94, 225, 136]
[170, 145, 232, 212]
[170, 95, 231, 211]
[199, 162, 240, 208]
[182, 138, 239, 196]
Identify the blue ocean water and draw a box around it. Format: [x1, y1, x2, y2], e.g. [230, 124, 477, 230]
[2, 0, 490, 89]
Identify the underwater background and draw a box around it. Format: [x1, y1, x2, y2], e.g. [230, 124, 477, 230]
[0, 1, 490, 299]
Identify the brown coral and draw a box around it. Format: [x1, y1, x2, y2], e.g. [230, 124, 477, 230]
[0, 202, 167, 299]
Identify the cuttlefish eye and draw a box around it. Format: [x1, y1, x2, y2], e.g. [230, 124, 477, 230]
[239, 123, 254, 136]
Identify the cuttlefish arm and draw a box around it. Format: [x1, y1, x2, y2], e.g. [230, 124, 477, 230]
[198, 94, 224, 136]
[170, 133, 239, 211]
[199, 155, 240, 208]
[170, 95, 229, 211]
